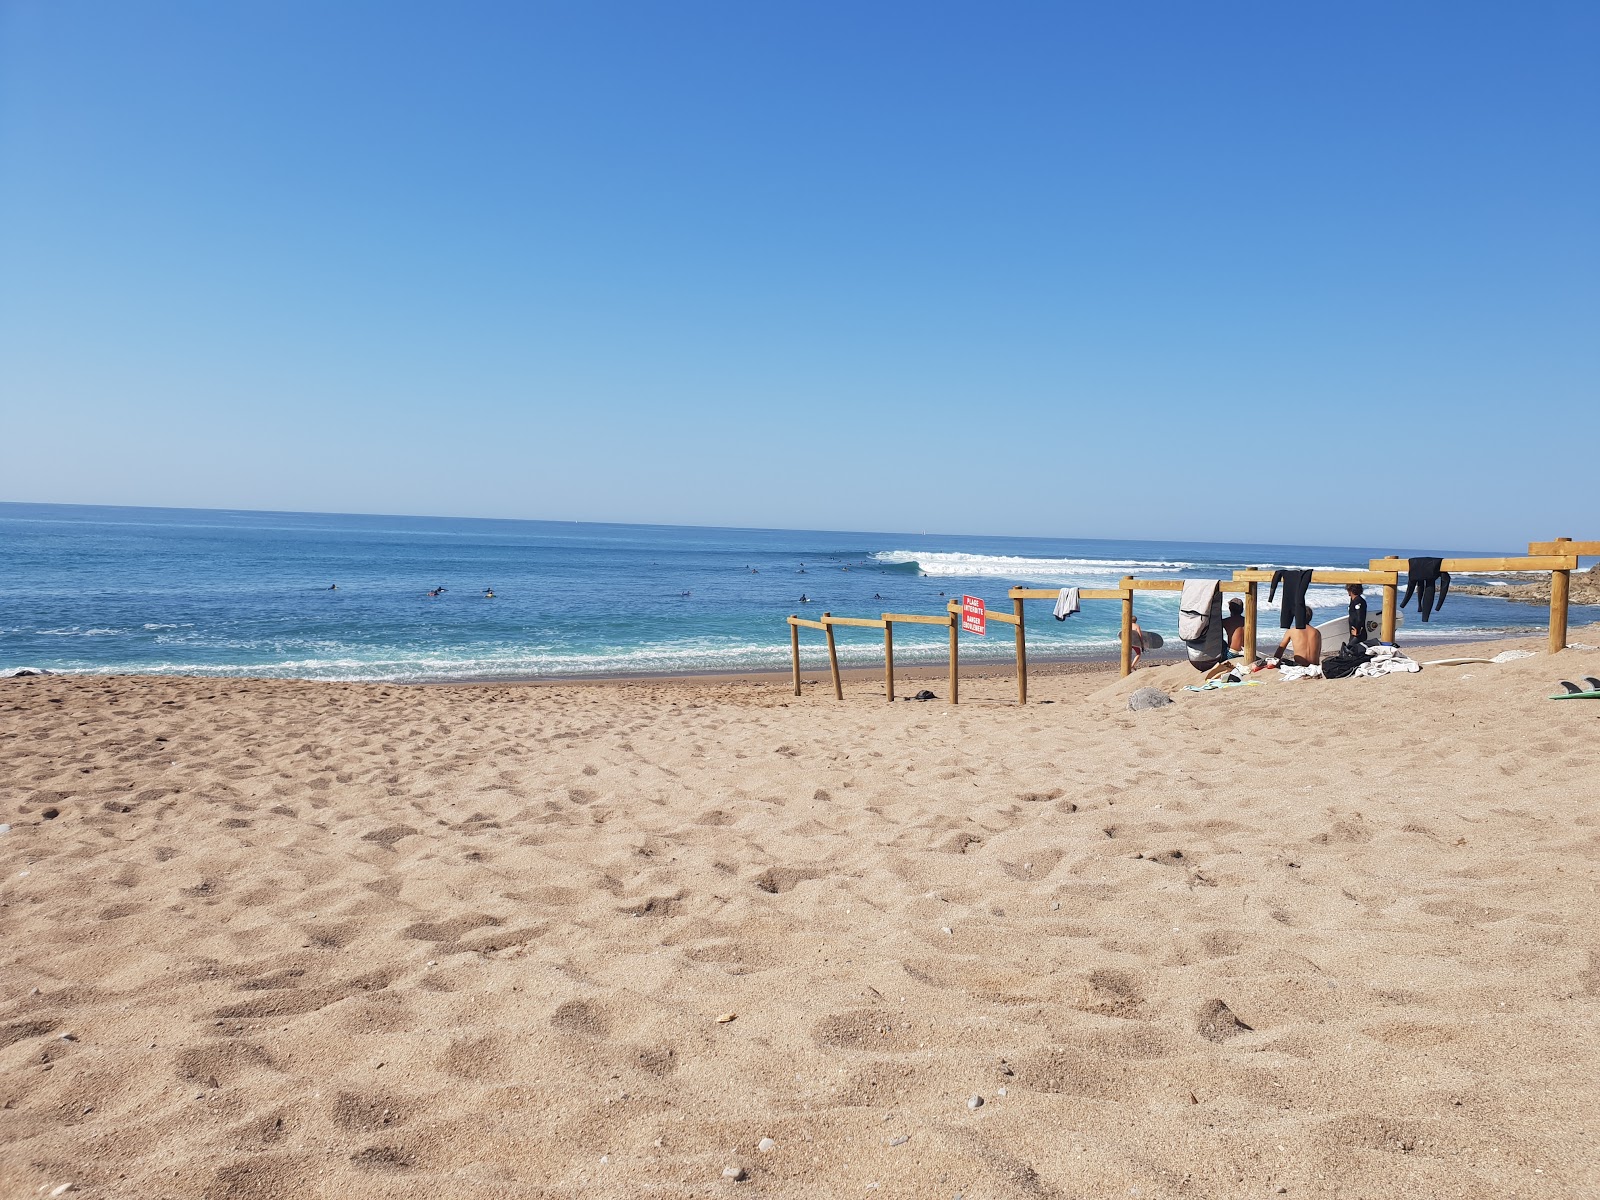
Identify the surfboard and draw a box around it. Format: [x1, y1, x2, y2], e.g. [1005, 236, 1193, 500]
[1308, 607, 1400, 653]
[1550, 690, 1600, 700]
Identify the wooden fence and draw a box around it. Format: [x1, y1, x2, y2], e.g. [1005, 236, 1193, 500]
[786, 536, 1592, 704]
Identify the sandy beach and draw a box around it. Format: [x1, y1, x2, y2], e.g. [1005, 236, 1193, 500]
[3, 626, 1599, 1199]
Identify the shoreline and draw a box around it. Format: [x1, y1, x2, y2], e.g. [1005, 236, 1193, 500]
[5, 624, 1553, 692]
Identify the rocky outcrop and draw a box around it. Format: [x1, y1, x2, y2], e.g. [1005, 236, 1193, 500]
[1453, 564, 1600, 606]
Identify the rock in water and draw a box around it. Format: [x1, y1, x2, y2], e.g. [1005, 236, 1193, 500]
[1128, 686, 1173, 712]
[1196, 998, 1253, 1042]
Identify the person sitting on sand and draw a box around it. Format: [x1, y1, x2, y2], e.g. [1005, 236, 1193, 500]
[1221, 598, 1245, 654]
[1272, 606, 1321, 666]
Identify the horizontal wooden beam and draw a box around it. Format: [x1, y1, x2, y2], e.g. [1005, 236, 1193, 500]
[787, 616, 827, 630]
[1008, 587, 1130, 600]
[1530, 541, 1600, 557]
[882, 612, 954, 627]
[1122, 579, 1250, 593]
[1232, 569, 1399, 585]
[821, 615, 887, 629]
[1369, 555, 1579, 573]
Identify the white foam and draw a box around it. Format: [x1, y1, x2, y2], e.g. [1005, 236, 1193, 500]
[873, 550, 1196, 579]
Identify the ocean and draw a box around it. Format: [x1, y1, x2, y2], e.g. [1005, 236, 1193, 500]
[2, 503, 1590, 682]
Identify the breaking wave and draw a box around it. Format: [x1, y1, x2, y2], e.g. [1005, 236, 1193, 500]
[872, 551, 1196, 580]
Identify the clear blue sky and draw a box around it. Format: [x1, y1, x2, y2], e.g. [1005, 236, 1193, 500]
[3, 2, 1595, 548]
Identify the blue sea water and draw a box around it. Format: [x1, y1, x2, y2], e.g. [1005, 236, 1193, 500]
[2, 503, 1592, 682]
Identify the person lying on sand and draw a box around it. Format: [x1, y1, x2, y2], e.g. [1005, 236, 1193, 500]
[1271, 606, 1321, 666]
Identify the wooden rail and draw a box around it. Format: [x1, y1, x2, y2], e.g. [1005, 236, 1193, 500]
[1007, 587, 1136, 693]
[1530, 540, 1600, 556]
[789, 610, 958, 704]
[785, 534, 1593, 705]
[1228, 568, 1401, 661]
[1370, 549, 1582, 651]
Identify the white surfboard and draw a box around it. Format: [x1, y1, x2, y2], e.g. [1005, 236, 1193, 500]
[1312, 607, 1400, 652]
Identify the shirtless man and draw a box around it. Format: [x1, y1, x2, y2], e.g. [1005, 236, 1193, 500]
[1272, 605, 1321, 666]
[1221, 598, 1246, 654]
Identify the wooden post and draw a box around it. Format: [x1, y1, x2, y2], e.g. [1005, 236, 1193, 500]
[883, 621, 895, 702]
[790, 617, 801, 696]
[1374, 556, 1400, 643]
[1550, 537, 1572, 653]
[1013, 596, 1027, 704]
[1243, 580, 1258, 662]
[948, 614, 959, 705]
[822, 613, 842, 700]
[1119, 579, 1134, 677]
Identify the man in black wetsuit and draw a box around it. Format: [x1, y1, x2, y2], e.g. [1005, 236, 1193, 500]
[1347, 584, 1369, 646]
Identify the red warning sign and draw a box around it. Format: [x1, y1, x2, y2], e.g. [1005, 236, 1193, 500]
[961, 594, 986, 636]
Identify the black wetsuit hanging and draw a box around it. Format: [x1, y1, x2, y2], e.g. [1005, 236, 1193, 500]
[1400, 557, 1450, 622]
[1269, 569, 1313, 629]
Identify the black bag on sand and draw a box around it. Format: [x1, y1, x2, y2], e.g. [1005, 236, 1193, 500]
[1321, 642, 1369, 680]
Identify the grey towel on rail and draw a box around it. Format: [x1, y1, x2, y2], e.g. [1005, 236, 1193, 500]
[1179, 580, 1225, 669]
[1177, 580, 1219, 642]
[1053, 587, 1080, 620]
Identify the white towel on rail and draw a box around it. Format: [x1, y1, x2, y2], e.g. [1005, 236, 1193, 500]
[1053, 587, 1080, 621]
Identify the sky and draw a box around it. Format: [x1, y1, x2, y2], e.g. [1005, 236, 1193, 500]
[2, 1, 1596, 548]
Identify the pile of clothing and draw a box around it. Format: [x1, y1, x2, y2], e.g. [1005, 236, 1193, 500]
[1279, 663, 1323, 681]
[1322, 641, 1421, 680]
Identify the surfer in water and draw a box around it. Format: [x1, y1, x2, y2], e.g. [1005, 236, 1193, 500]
[483, 587, 495, 598]
[800, 594, 811, 603]
[328, 584, 338, 590]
